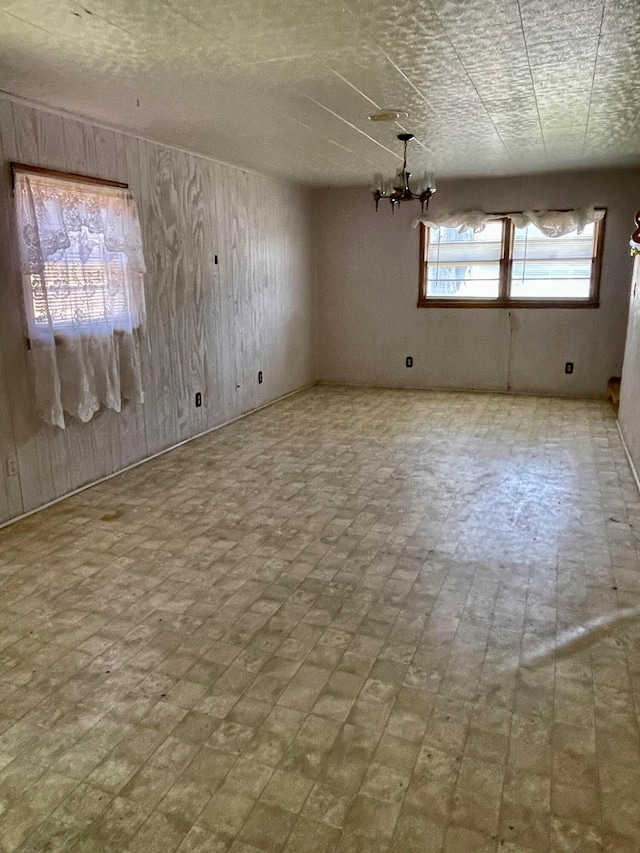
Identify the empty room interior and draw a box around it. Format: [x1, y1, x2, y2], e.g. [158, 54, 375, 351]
[2, 1, 640, 851]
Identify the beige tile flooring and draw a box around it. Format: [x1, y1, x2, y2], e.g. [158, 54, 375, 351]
[1, 386, 640, 853]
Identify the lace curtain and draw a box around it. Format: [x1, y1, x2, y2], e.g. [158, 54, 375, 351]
[510, 207, 605, 237]
[413, 209, 503, 234]
[14, 170, 147, 429]
[413, 206, 605, 236]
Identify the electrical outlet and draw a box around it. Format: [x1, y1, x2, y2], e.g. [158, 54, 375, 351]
[6, 457, 17, 477]
[258, 371, 263, 384]
[406, 356, 413, 368]
[195, 392, 202, 407]
[565, 362, 574, 375]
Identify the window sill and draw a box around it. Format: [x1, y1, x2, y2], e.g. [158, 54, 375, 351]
[417, 299, 600, 310]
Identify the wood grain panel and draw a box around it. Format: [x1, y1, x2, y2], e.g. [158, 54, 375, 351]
[0, 359, 21, 522]
[144, 141, 180, 453]
[117, 132, 149, 468]
[0, 95, 315, 525]
[0, 100, 57, 513]
[199, 159, 221, 426]
[131, 135, 161, 457]
[0, 102, 23, 521]
[213, 162, 238, 422]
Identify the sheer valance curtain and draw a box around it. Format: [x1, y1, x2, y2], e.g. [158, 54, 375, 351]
[14, 169, 147, 429]
[413, 206, 605, 236]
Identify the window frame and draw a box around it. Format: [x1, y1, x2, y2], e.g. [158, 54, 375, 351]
[11, 162, 138, 342]
[417, 211, 605, 309]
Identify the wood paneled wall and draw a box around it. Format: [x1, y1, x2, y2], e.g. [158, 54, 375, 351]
[0, 97, 316, 525]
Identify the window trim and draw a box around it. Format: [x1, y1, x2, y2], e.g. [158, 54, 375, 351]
[417, 211, 606, 309]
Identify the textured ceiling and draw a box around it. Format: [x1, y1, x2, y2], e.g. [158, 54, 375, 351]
[0, 0, 639, 185]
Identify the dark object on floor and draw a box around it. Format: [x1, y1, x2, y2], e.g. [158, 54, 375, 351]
[608, 376, 621, 413]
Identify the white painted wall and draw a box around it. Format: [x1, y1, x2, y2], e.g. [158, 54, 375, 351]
[315, 171, 640, 397]
[0, 96, 316, 526]
[619, 257, 640, 479]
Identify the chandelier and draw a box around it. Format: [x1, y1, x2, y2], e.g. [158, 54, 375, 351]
[372, 133, 436, 212]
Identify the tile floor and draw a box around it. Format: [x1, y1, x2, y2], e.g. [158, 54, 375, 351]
[1, 386, 640, 853]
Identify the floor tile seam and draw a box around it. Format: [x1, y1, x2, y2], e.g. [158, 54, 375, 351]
[594, 596, 640, 829]
[10, 770, 84, 853]
[243, 772, 318, 852]
[424, 567, 494, 849]
[549, 550, 579, 850]
[122, 764, 216, 853]
[106, 721, 239, 843]
[493, 559, 540, 851]
[414, 556, 487, 709]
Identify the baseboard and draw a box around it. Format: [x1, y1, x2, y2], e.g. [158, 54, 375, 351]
[0, 381, 318, 532]
[317, 379, 606, 401]
[616, 419, 640, 497]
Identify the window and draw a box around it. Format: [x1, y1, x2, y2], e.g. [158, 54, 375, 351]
[419, 213, 604, 308]
[424, 221, 505, 301]
[13, 164, 147, 428]
[510, 223, 596, 301]
[13, 166, 145, 338]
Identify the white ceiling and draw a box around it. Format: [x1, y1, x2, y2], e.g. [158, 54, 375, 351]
[0, 0, 639, 185]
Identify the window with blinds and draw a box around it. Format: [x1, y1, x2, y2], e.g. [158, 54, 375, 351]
[425, 220, 505, 300]
[511, 223, 596, 300]
[419, 214, 604, 308]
